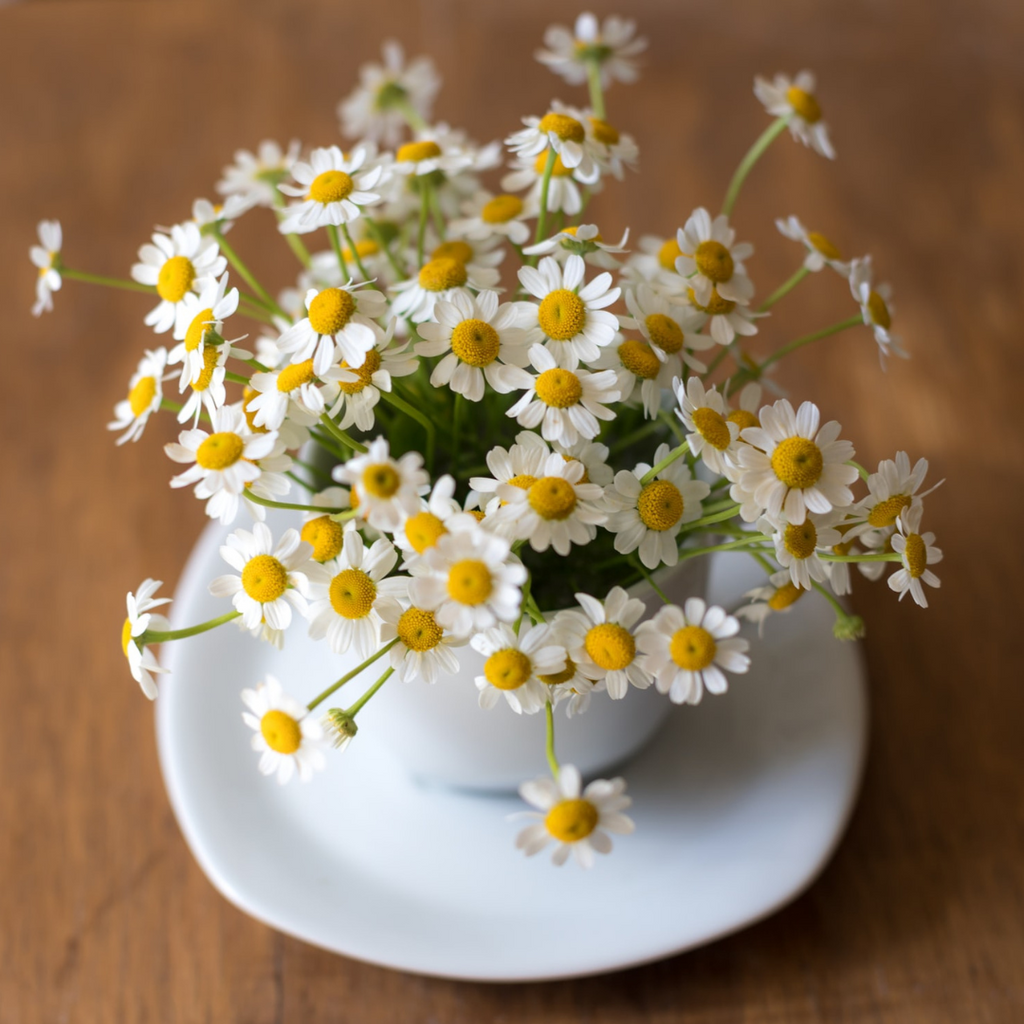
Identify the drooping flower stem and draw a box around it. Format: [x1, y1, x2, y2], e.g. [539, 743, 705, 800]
[340, 222, 374, 285]
[212, 229, 286, 320]
[141, 610, 242, 645]
[534, 149, 559, 246]
[242, 491, 359, 516]
[722, 116, 790, 218]
[759, 314, 862, 370]
[759, 265, 810, 312]
[307, 640, 398, 711]
[545, 701, 560, 779]
[345, 666, 395, 717]
[60, 267, 155, 295]
[380, 389, 436, 470]
[327, 224, 352, 283]
[585, 58, 606, 119]
[639, 441, 689, 485]
[318, 412, 368, 454]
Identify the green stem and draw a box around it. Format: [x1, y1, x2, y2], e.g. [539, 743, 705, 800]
[811, 579, 846, 617]
[609, 417, 666, 455]
[327, 224, 352, 282]
[632, 558, 670, 604]
[820, 552, 903, 563]
[640, 441, 689, 485]
[417, 184, 430, 267]
[272, 191, 313, 269]
[585, 59, 606, 119]
[345, 666, 394, 717]
[760, 315, 862, 370]
[292, 457, 333, 485]
[340, 223, 374, 286]
[525, 593, 546, 625]
[141, 610, 241, 644]
[545, 701, 560, 778]
[213, 230, 285, 318]
[722, 116, 790, 218]
[659, 408, 687, 444]
[365, 217, 407, 278]
[397, 97, 429, 131]
[61, 268, 155, 294]
[678, 535, 772, 561]
[677, 503, 742, 535]
[534, 149, 558, 246]
[243, 491, 358, 515]
[224, 370, 250, 385]
[307, 640, 397, 711]
[310, 427, 350, 463]
[759, 265, 810, 312]
[318, 413, 368, 453]
[848, 459, 870, 482]
[428, 185, 446, 241]
[380, 390, 435, 469]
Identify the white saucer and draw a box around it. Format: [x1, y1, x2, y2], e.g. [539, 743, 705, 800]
[156, 516, 867, 982]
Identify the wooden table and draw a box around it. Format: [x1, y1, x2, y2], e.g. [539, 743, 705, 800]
[2, 1, 1022, 1020]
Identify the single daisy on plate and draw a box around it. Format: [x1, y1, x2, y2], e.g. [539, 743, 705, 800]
[761, 510, 844, 590]
[674, 207, 755, 308]
[245, 359, 330, 432]
[623, 283, 714, 368]
[468, 435, 553, 514]
[108, 347, 170, 445]
[278, 145, 387, 235]
[775, 215, 850, 276]
[501, 151, 588, 217]
[209, 522, 312, 631]
[122, 578, 171, 700]
[415, 289, 533, 402]
[389, 253, 500, 324]
[30, 219, 62, 316]
[241, 676, 326, 784]
[471, 622, 567, 715]
[734, 569, 808, 637]
[754, 70, 835, 159]
[604, 441, 710, 570]
[535, 12, 647, 88]
[168, 273, 240, 387]
[849, 257, 907, 365]
[449, 191, 531, 245]
[517, 254, 620, 368]
[333, 436, 429, 533]
[888, 503, 942, 608]
[378, 602, 467, 684]
[217, 139, 301, 208]
[636, 598, 750, 705]
[515, 764, 634, 868]
[131, 221, 226, 335]
[506, 109, 602, 184]
[507, 344, 620, 448]
[673, 376, 742, 477]
[524, 224, 630, 270]
[845, 451, 939, 543]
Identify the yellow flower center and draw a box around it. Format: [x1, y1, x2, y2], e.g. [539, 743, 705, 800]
[867, 291, 891, 330]
[397, 140, 442, 163]
[277, 359, 318, 393]
[904, 534, 927, 578]
[538, 289, 586, 341]
[481, 194, 524, 224]
[560, 225, 602, 241]
[727, 409, 759, 433]
[242, 386, 267, 433]
[693, 240, 735, 283]
[242, 554, 289, 603]
[196, 431, 244, 470]
[446, 559, 493, 605]
[786, 85, 823, 124]
[644, 313, 684, 354]
[584, 622, 636, 671]
[397, 607, 444, 651]
[588, 117, 620, 145]
[637, 479, 684, 531]
[418, 257, 468, 292]
[658, 237, 682, 270]
[538, 112, 585, 143]
[300, 515, 345, 562]
[507, 473, 539, 491]
[691, 406, 732, 450]
[361, 463, 400, 498]
[617, 339, 661, 379]
[868, 493, 911, 529]
[483, 648, 533, 690]
[527, 476, 577, 520]
[538, 656, 577, 687]
[545, 799, 599, 842]
[128, 376, 157, 417]
[260, 709, 302, 754]
[533, 152, 573, 177]
[307, 169, 354, 204]
[669, 625, 717, 671]
[192, 344, 220, 392]
[450, 318, 501, 367]
[783, 520, 818, 560]
[807, 231, 841, 260]
[308, 287, 356, 336]
[771, 437, 824, 490]
[121, 617, 134, 657]
[337, 348, 381, 394]
[688, 286, 735, 316]
[768, 581, 805, 611]
[156, 256, 195, 303]
[329, 568, 377, 619]
[534, 368, 583, 408]
[431, 240, 474, 263]
[404, 511, 447, 554]
[184, 307, 215, 352]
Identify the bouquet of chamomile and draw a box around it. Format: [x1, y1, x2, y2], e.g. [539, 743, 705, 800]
[31, 12, 941, 868]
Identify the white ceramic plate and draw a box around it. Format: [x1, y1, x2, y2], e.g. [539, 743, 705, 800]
[156, 516, 867, 982]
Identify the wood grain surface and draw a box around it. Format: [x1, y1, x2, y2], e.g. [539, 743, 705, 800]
[2, 1, 1023, 1021]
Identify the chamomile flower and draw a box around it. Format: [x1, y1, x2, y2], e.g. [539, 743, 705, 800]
[685, 282, 761, 347]
[377, 601, 466, 683]
[888, 504, 942, 607]
[845, 451, 938, 543]
[393, 474, 471, 557]
[108, 347, 170, 445]
[604, 442, 710, 570]
[278, 145, 386, 235]
[586, 116, 639, 179]
[673, 376, 741, 476]
[536, 12, 647, 88]
[392, 128, 480, 179]
[407, 526, 526, 636]
[30, 219, 62, 316]
[131, 222, 227, 335]
[775, 216, 850, 276]
[675, 208, 755, 307]
[623, 283, 714, 367]
[762, 510, 844, 590]
[389, 253, 500, 324]
[122, 579, 171, 699]
[591, 337, 674, 420]
[241, 676, 326, 784]
[559, 587, 651, 699]
[849, 257, 907, 364]
[724, 381, 763, 437]
[501, 152, 587, 217]
[732, 399, 858, 525]
[217, 140, 300, 208]
[305, 528, 407, 658]
[518, 255, 621, 368]
[415, 290, 533, 402]
[524, 224, 630, 270]
[534, 619, 601, 715]
[506, 110, 602, 183]
[754, 70, 836, 159]
[334, 437, 429, 533]
[735, 570, 808, 637]
[515, 764, 634, 868]
[468, 436, 553, 514]
[621, 233, 687, 295]
[189, 194, 256, 232]
[168, 273, 240, 386]
[164, 406, 278, 524]
[174, 341, 235, 429]
[246, 359, 330, 431]
[209, 522, 312, 631]
[299, 488, 352, 564]
[472, 622, 567, 714]
[240, 441, 294, 523]
[507, 344, 620, 448]
[450, 191, 531, 245]
[636, 598, 750, 705]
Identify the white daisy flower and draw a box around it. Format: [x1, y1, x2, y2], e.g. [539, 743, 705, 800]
[586, 115, 640, 179]
[333, 436, 429, 533]
[241, 676, 326, 784]
[845, 451, 938, 543]
[604, 442, 710, 570]
[754, 70, 836, 159]
[517, 255, 620, 368]
[131, 222, 226, 335]
[471, 622, 566, 715]
[675, 207, 755, 308]
[278, 145, 386, 235]
[164, 406, 278, 524]
[174, 336, 253, 429]
[734, 569, 808, 637]
[761, 510, 844, 590]
[389, 253, 500, 324]
[849, 257, 907, 364]
[636, 598, 751, 705]
[305, 527, 407, 658]
[775, 215, 850, 277]
[108, 347, 170, 445]
[731, 398, 859, 525]
[507, 344, 620, 448]
[549, 436, 615, 487]
[534, 617, 601, 715]
[515, 764, 634, 868]
[415, 290, 533, 402]
[888, 504, 942, 608]
[449, 191, 531, 245]
[189, 194, 257, 233]
[393, 474, 474, 557]
[623, 283, 714, 368]
[122, 578, 172, 700]
[392, 128, 481, 179]
[724, 381, 764, 438]
[524, 224, 630, 270]
[621, 233, 687, 296]
[217, 140, 300, 208]
[506, 109, 602, 184]
[378, 602, 467, 684]
[209, 522, 312, 631]
[30, 219, 62, 316]
[468, 435, 553, 513]
[407, 526, 526, 636]
[501, 152, 588, 217]
[535, 12, 647, 88]
[168, 273, 240, 388]
[591, 336, 674, 420]
[673, 376, 742, 477]
[246, 356, 335, 432]
[685, 281, 761, 346]
[298, 487, 352, 564]
[338, 40, 440, 148]
[240, 441, 294, 523]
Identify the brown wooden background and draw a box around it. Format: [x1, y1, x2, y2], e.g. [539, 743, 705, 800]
[2, 0, 1023, 1021]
